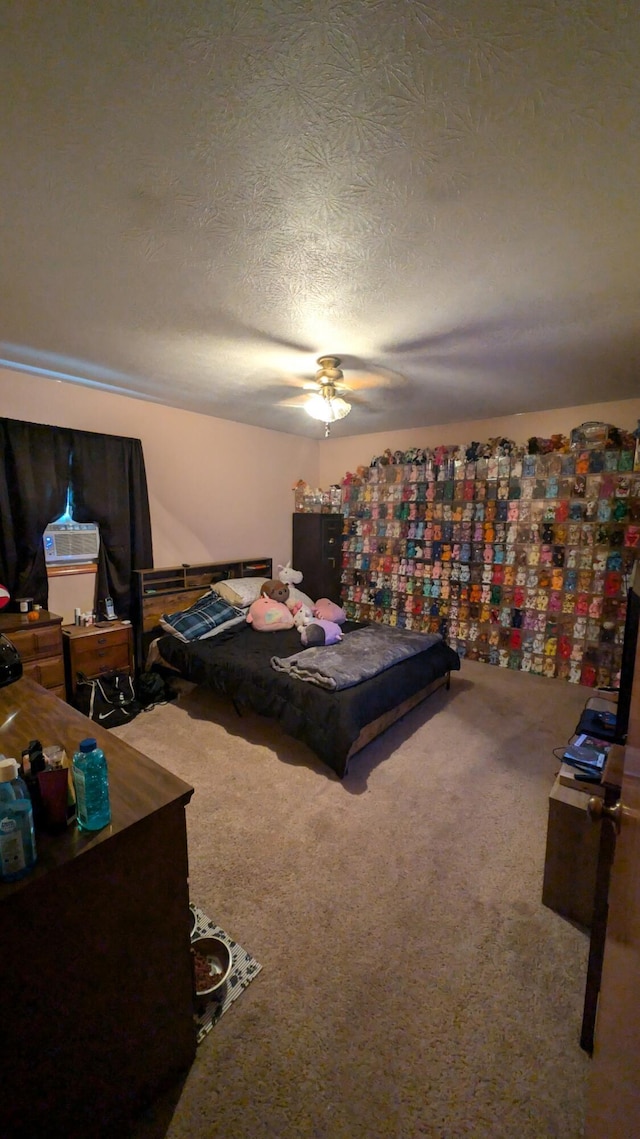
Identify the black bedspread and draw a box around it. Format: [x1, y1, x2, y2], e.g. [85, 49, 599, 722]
[157, 621, 460, 777]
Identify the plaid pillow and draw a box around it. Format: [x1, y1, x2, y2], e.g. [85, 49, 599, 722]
[160, 592, 246, 642]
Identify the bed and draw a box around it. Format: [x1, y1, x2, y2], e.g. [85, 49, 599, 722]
[140, 557, 460, 777]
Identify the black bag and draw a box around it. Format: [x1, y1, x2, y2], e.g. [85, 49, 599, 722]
[75, 670, 141, 728]
[136, 669, 173, 710]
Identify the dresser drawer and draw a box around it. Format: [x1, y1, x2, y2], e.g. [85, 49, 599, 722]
[22, 657, 66, 690]
[7, 625, 62, 662]
[63, 623, 134, 695]
[71, 627, 131, 665]
[72, 642, 132, 678]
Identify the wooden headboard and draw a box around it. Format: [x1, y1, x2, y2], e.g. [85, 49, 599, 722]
[133, 557, 272, 667]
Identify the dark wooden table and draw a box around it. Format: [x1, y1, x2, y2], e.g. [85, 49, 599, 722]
[0, 676, 196, 1139]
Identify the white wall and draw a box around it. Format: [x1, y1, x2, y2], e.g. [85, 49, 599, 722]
[3, 367, 639, 589]
[0, 367, 319, 576]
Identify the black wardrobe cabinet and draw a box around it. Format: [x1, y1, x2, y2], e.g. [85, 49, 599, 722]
[292, 513, 344, 604]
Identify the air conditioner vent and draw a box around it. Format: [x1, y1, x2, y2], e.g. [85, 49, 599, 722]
[44, 522, 100, 564]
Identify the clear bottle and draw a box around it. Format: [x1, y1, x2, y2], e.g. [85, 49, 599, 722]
[0, 757, 37, 881]
[72, 737, 111, 832]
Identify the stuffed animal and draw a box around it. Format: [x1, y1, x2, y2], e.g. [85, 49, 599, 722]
[291, 600, 314, 628]
[260, 579, 290, 605]
[278, 561, 316, 610]
[312, 597, 346, 624]
[278, 561, 303, 587]
[246, 595, 294, 631]
[299, 619, 343, 647]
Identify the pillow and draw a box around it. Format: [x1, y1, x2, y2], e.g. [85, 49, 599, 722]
[212, 577, 267, 608]
[246, 595, 295, 632]
[160, 592, 246, 642]
[289, 585, 315, 609]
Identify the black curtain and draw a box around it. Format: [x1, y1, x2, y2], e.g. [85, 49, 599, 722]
[70, 429, 153, 619]
[0, 419, 70, 606]
[0, 418, 153, 618]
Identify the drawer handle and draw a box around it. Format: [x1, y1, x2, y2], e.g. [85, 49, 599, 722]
[97, 636, 108, 644]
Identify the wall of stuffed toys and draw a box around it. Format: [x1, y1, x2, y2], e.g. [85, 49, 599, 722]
[339, 422, 640, 685]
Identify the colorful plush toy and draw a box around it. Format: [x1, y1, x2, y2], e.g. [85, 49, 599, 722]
[299, 619, 343, 647]
[260, 579, 290, 605]
[246, 594, 294, 631]
[312, 597, 346, 624]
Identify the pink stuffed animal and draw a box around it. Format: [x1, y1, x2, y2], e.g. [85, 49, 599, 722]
[312, 598, 346, 624]
[246, 595, 294, 632]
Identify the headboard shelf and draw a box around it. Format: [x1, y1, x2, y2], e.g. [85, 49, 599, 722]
[133, 557, 272, 668]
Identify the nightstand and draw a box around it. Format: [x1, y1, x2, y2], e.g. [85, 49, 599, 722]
[0, 610, 66, 699]
[63, 621, 135, 700]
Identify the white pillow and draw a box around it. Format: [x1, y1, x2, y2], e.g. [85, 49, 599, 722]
[212, 577, 267, 608]
[289, 585, 315, 608]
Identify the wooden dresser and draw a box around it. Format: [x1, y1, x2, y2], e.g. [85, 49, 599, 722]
[0, 610, 65, 699]
[63, 619, 135, 699]
[0, 675, 196, 1139]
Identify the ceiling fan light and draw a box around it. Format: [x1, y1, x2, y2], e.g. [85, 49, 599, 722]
[304, 393, 351, 423]
[325, 396, 351, 422]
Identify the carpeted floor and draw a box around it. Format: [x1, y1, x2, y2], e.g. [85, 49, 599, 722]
[115, 658, 592, 1139]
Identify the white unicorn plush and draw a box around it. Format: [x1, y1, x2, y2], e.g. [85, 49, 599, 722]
[277, 560, 303, 587]
[278, 560, 315, 614]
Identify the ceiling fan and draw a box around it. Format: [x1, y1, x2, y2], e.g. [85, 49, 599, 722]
[277, 355, 400, 436]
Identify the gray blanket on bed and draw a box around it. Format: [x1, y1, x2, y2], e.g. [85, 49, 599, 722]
[270, 624, 442, 691]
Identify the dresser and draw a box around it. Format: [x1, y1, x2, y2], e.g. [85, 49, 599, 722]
[0, 675, 196, 1139]
[292, 513, 343, 603]
[63, 619, 135, 699]
[0, 610, 65, 699]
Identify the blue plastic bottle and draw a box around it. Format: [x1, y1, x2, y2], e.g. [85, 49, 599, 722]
[72, 738, 111, 832]
[0, 757, 37, 881]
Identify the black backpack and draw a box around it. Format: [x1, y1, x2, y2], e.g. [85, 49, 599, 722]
[136, 669, 175, 710]
[75, 670, 141, 728]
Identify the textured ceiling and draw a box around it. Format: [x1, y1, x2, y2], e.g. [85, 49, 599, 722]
[1, 0, 639, 437]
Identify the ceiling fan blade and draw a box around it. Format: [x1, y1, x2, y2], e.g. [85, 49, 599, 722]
[339, 370, 403, 391]
[328, 356, 407, 390]
[276, 394, 316, 408]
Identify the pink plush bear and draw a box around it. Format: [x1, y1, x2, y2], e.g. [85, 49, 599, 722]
[312, 598, 346, 624]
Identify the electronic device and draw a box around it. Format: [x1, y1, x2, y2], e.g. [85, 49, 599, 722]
[102, 596, 116, 621]
[43, 521, 100, 564]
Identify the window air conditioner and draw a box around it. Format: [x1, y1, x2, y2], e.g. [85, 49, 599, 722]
[43, 522, 100, 564]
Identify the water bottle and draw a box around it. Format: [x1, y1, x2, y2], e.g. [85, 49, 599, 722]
[72, 737, 111, 832]
[0, 757, 37, 881]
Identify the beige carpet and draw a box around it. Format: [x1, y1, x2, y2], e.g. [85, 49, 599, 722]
[116, 658, 593, 1139]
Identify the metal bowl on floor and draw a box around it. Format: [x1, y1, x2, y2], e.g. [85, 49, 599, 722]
[191, 935, 232, 998]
